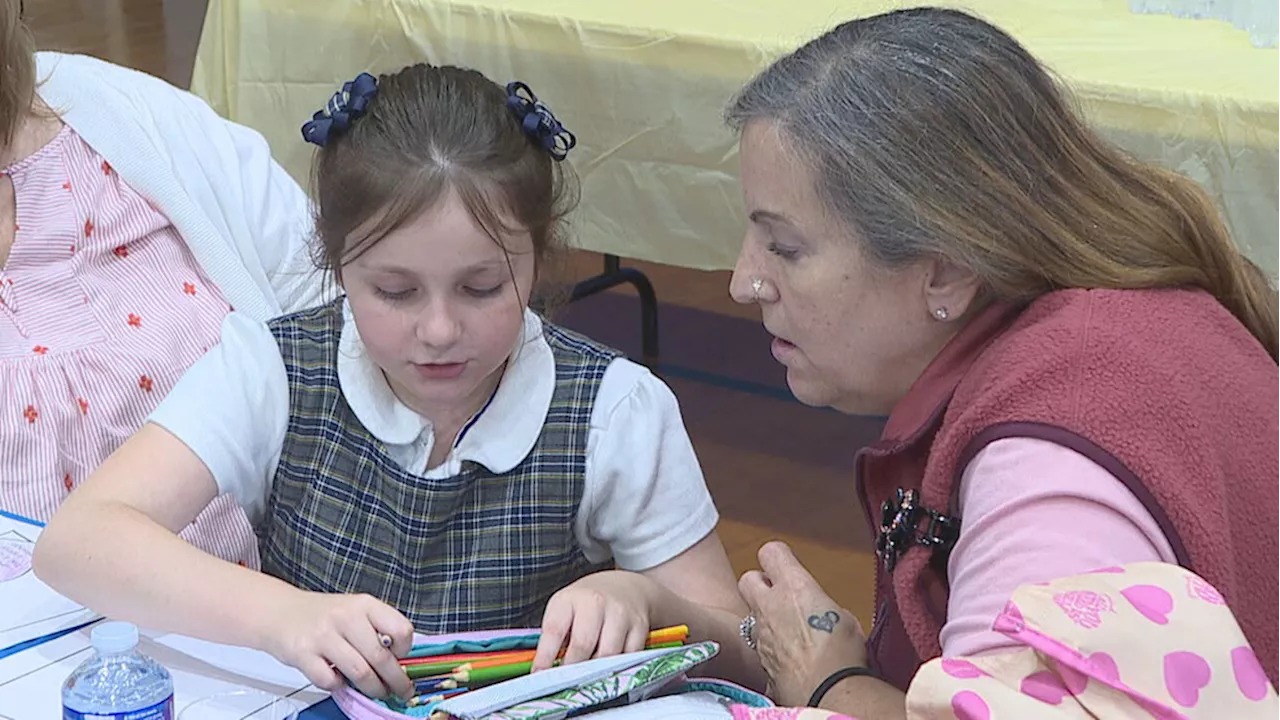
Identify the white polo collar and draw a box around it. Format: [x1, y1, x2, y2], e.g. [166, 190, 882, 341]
[335, 299, 554, 473]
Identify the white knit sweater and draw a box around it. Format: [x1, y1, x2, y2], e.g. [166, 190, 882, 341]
[35, 51, 330, 320]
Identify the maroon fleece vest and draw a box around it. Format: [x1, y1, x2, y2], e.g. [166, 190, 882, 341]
[856, 288, 1279, 692]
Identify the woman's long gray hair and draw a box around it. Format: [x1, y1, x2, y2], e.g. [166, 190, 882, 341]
[726, 7, 1276, 359]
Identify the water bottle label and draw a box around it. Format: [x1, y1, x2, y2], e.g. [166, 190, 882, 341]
[63, 694, 173, 720]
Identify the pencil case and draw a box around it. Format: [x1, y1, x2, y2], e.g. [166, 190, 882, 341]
[331, 628, 773, 719]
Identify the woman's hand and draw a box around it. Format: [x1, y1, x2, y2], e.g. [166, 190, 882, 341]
[532, 570, 654, 671]
[739, 541, 867, 707]
[265, 590, 416, 700]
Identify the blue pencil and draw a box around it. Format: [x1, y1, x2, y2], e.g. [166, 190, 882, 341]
[407, 687, 468, 708]
[414, 676, 462, 693]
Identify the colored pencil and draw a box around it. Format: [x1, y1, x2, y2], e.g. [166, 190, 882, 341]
[387, 688, 464, 714]
[645, 625, 689, 645]
[407, 660, 533, 688]
[400, 625, 689, 671]
[412, 676, 461, 693]
[389, 633, 691, 716]
[408, 640, 687, 689]
[400, 648, 534, 666]
[405, 624, 687, 660]
[403, 638, 685, 680]
[456, 660, 536, 686]
[406, 659, 476, 680]
[405, 687, 468, 708]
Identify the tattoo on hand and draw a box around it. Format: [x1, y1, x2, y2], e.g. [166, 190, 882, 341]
[807, 610, 840, 633]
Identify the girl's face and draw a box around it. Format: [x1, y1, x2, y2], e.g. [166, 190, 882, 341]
[341, 188, 535, 426]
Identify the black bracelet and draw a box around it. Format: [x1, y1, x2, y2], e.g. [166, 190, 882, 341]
[808, 666, 878, 707]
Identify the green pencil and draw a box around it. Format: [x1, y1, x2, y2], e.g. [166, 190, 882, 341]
[406, 660, 473, 680]
[407, 640, 686, 684]
[455, 660, 536, 686]
[455, 642, 685, 686]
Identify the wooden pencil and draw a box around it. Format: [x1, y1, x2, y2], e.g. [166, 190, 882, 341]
[404, 624, 688, 661]
[455, 660, 536, 686]
[405, 638, 685, 682]
[409, 640, 688, 689]
[400, 626, 690, 673]
[412, 676, 461, 692]
[405, 687, 468, 708]
[404, 638, 685, 681]
[399, 648, 529, 667]
[645, 625, 689, 645]
[405, 659, 475, 680]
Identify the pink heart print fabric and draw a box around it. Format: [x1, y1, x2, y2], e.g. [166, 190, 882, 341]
[904, 561, 1276, 718]
[730, 562, 1275, 720]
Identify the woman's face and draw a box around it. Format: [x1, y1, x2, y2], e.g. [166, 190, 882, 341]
[729, 121, 964, 416]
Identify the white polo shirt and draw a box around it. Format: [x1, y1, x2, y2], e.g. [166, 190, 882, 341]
[149, 303, 720, 571]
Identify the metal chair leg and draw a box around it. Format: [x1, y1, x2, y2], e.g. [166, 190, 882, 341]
[568, 254, 660, 370]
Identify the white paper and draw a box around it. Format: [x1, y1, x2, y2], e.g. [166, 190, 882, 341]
[150, 635, 311, 690]
[0, 624, 327, 719]
[0, 514, 103, 653]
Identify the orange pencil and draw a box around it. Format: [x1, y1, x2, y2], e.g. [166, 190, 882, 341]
[400, 649, 531, 667]
[470, 638, 686, 670]
[647, 625, 689, 644]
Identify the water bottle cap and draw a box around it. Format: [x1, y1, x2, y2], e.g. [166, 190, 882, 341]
[90, 621, 139, 654]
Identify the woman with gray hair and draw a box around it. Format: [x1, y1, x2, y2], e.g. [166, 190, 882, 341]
[725, 7, 1277, 717]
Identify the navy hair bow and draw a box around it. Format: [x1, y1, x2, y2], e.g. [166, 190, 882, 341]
[301, 72, 379, 147]
[505, 82, 576, 161]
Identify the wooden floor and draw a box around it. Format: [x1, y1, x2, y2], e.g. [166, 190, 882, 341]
[22, 0, 878, 627]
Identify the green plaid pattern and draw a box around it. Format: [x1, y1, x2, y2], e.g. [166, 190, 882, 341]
[259, 299, 616, 633]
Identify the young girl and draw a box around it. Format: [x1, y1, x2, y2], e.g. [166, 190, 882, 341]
[34, 64, 763, 701]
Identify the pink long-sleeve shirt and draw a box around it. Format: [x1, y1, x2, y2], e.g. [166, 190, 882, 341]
[940, 437, 1177, 657]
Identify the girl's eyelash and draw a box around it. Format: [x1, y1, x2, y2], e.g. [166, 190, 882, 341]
[374, 283, 505, 301]
[375, 287, 414, 301]
[465, 285, 504, 298]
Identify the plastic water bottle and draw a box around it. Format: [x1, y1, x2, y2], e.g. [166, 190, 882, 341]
[61, 622, 174, 720]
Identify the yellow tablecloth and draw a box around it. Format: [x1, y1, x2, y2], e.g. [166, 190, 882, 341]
[191, 0, 1279, 277]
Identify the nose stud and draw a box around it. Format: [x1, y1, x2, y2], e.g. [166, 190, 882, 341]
[751, 277, 764, 301]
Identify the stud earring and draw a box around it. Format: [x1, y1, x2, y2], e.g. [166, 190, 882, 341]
[933, 306, 949, 321]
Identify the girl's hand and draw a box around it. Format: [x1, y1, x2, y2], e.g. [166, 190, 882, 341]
[266, 590, 416, 700]
[739, 542, 867, 707]
[532, 570, 654, 671]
